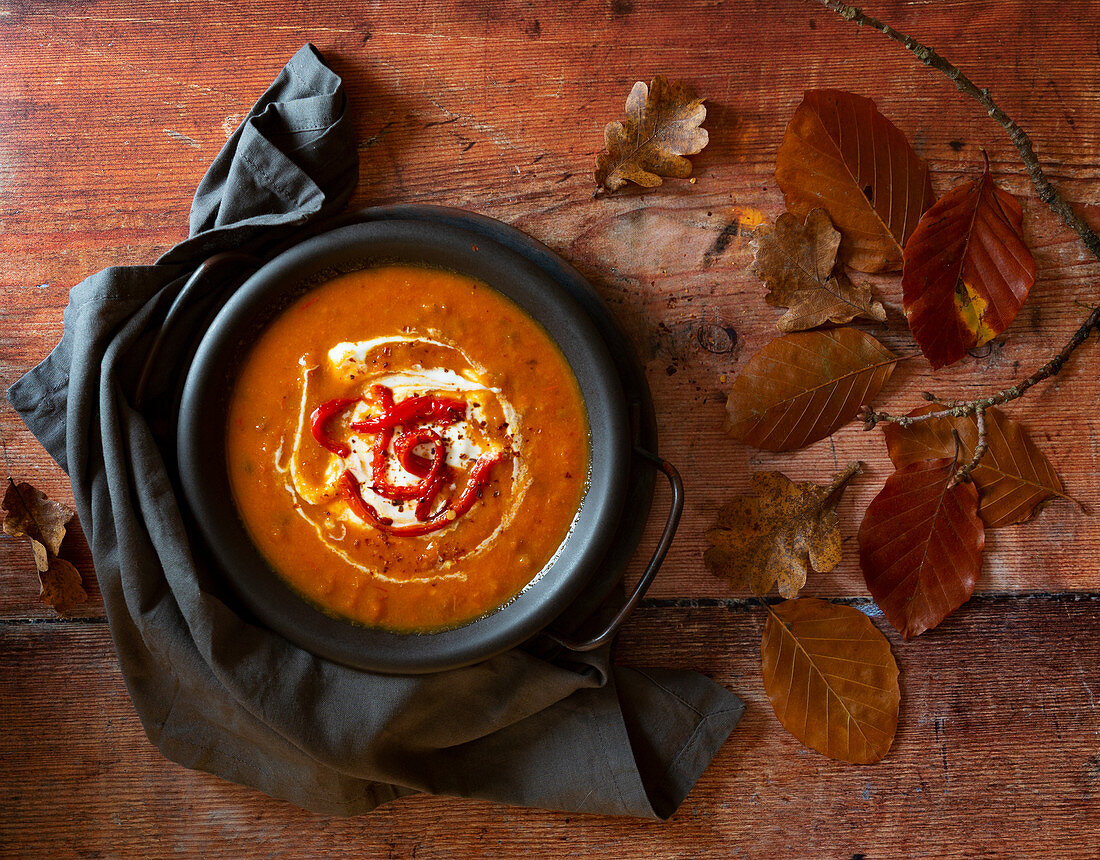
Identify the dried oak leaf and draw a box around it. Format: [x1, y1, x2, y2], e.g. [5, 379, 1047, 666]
[752, 208, 887, 332]
[594, 76, 708, 193]
[724, 328, 898, 451]
[902, 157, 1036, 369]
[883, 405, 1075, 528]
[3, 479, 73, 571]
[761, 598, 900, 764]
[39, 556, 88, 615]
[706, 462, 861, 598]
[858, 458, 986, 638]
[775, 89, 935, 273]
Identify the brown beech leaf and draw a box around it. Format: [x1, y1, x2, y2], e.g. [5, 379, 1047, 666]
[883, 405, 1073, 528]
[594, 76, 708, 193]
[2, 479, 73, 558]
[724, 328, 898, 451]
[706, 462, 861, 598]
[761, 598, 900, 764]
[858, 458, 985, 638]
[775, 89, 934, 273]
[753, 208, 887, 332]
[902, 159, 1037, 369]
[38, 556, 88, 615]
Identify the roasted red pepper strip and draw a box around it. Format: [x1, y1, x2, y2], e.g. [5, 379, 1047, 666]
[340, 451, 507, 536]
[368, 385, 396, 487]
[351, 395, 467, 433]
[339, 470, 394, 527]
[371, 428, 446, 502]
[309, 397, 360, 458]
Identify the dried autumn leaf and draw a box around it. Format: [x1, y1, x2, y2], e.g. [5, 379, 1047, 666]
[705, 462, 861, 598]
[724, 328, 898, 451]
[883, 405, 1072, 528]
[753, 208, 887, 332]
[761, 598, 900, 764]
[38, 556, 88, 615]
[2, 479, 73, 559]
[775, 89, 934, 273]
[594, 76, 708, 193]
[902, 159, 1036, 369]
[859, 458, 986, 638]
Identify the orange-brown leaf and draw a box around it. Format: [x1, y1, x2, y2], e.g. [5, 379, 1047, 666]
[858, 459, 986, 638]
[38, 556, 88, 615]
[761, 598, 900, 764]
[724, 328, 898, 451]
[902, 160, 1036, 368]
[594, 76, 708, 193]
[775, 89, 934, 273]
[705, 462, 861, 598]
[2, 479, 73, 558]
[883, 405, 1071, 528]
[752, 208, 886, 332]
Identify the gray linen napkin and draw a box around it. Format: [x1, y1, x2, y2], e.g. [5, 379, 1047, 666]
[7, 44, 743, 817]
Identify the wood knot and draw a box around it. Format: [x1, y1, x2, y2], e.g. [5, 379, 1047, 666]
[697, 324, 737, 354]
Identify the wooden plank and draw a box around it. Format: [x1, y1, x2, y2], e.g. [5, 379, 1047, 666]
[0, 598, 1097, 857]
[4, 0, 1100, 620]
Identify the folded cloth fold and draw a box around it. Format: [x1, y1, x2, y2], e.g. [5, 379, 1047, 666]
[7, 43, 743, 818]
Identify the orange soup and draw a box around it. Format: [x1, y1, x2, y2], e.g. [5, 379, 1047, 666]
[226, 265, 590, 632]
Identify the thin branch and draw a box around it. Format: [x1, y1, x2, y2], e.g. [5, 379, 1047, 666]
[810, 0, 1100, 430]
[950, 408, 987, 487]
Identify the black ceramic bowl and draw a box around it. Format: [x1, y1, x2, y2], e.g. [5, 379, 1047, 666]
[178, 219, 634, 673]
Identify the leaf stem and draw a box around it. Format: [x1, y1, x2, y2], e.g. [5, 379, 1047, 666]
[811, 0, 1100, 447]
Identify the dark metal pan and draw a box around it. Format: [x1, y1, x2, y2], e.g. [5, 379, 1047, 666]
[176, 214, 680, 673]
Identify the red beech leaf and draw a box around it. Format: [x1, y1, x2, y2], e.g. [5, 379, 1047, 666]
[902, 159, 1037, 369]
[724, 328, 898, 451]
[883, 405, 1073, 528]
[761, 598, 900, 764]
[858, 458, 985, 638]
[775, 89, 935, 274]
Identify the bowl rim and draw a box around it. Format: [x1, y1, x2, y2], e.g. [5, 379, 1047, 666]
[177, 218, 631, 673]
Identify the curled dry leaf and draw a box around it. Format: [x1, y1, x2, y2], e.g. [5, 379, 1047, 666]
[2, 479, 73, 559]
[706, 462, 861, 598]
[2, 478, 85, 614]
[752, 206, 888, 332]
[753, 208, 886, 332]
[39, 556, 88, 615]
[724, 328, 898, 451]
[903, 158, 1036, 369]
[761, 598, 900, 764]
[594, 76, 708, 193]
[775, 89, 934, 274]
[859, 458, 986, 638]
[883, 405, 1073, 528]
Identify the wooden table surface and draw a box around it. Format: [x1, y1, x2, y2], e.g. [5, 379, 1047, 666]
[2, 0, 1099, 856]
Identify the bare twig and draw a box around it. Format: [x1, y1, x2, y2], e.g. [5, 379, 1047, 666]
[811, 0, 1100, 434]
[950, 408, 988, 487]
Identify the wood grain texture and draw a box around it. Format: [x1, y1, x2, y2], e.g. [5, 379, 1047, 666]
[4, 0, 1100, 616]
[2, 0, 1100, 853]
[0, 600, 1097, 858]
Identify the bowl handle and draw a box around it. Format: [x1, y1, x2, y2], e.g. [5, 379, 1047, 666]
[547, 447, 684, 652]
